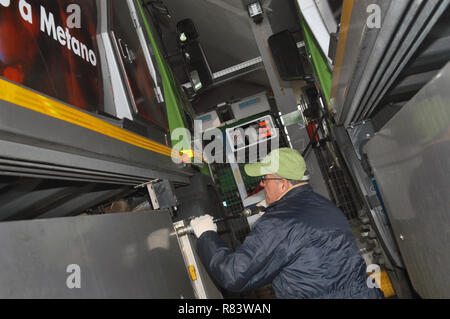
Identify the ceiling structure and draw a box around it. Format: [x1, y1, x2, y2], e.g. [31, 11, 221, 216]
[154, 0, 343, 115]
[156, 0, 279, 114]
[164, 0, 260, 72]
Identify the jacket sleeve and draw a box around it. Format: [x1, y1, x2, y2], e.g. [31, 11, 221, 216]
[196, 219, 290, 293]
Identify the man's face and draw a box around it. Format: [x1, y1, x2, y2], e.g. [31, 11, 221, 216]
[260, 174, 288, 205]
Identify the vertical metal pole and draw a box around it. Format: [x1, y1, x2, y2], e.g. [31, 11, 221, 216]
[225, 139, 250, 203]
[174, 220, 223, 299]
[247, 15, 331, 199]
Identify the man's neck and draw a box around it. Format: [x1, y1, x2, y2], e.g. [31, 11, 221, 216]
[277, 182, 309, 202]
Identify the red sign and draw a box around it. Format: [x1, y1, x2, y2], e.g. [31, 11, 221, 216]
[0, 0, 104, 112]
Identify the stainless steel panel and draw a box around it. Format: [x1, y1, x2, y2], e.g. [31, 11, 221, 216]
[332, 0, 450, 125]
[358, 0, 450, 121]
[349, 0, 418, 122]
[0, 211, 195, 299]
[332, 0, 389, 124]
[366, 62, 450, 298]
[174, 220, 223, 299]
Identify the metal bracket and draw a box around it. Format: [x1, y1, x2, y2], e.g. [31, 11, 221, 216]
[146, 183, 160, 210]
[153, 179, 178, 210]
[365, 194, 382, 210]
[346, 120, 375, 160]
[135, 179, 178, 210]
[135, 179, 160, 210]
[333, 126, 404, 268]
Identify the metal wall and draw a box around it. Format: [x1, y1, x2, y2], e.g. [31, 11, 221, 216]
[0, 211, 195, 298]
[366, 62, 450, 298]
[332, 0, 450, 125]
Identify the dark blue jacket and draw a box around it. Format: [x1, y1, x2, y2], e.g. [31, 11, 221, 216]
[197, 185, 384, 299]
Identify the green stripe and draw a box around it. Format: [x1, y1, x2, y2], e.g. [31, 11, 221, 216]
[136, 1, 187, 145]
[299, 15, 333, 105]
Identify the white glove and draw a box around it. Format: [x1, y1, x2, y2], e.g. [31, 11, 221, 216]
[190, 215, 217, 238]
[257, 199, 267, 209]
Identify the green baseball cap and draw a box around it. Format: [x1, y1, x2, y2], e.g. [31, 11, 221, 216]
[244, 148, 307, 181]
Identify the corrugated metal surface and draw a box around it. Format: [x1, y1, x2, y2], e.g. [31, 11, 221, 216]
[332, 0, 450, 125]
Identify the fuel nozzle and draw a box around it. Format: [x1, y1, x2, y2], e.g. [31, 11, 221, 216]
[175, 206, 265, 237]
[241, 206, 264, 218]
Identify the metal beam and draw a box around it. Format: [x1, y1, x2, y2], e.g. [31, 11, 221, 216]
[0, 178, 42, 210]
[182, 42, 304, 88]
[38, 187, 131, 220]
[2, 183, 97, 221]
[0, 98, 192, 185]
[247, 13, 331, 199]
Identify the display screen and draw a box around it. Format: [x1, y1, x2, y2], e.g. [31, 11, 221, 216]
[0, 0, 104, 112]
[226, 116, 277, 151]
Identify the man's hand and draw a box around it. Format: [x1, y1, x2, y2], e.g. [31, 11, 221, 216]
[190, 215, 217, 238]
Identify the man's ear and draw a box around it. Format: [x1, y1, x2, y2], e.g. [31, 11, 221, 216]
[282, 179, 290, 191]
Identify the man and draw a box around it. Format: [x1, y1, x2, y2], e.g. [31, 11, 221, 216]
[191, 148, 384, 299]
